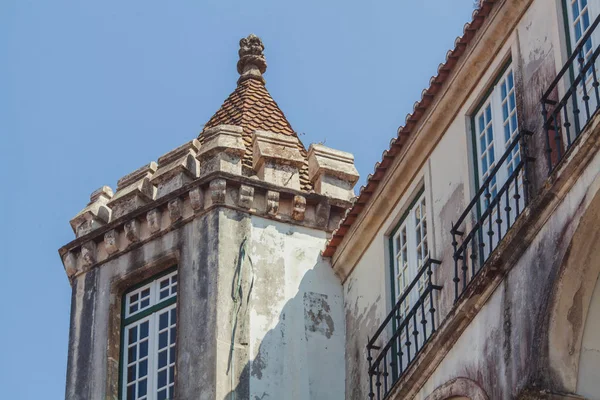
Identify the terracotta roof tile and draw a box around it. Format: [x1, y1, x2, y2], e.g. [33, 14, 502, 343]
[323, 0, 499, 258]
[200, 72, 312, 191]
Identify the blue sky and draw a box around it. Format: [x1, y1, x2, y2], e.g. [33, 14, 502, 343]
[0, 1, 475, 398]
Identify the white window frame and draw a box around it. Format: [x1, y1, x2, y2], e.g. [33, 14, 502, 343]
[564, 0, 600, 135]
[121, 270, 178, 400]
[473, 63, 520, 207]
[390, 189, 430, 318]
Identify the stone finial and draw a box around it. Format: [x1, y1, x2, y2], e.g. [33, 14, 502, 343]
[108, 162, 157, 219]
[237, 34, 267, 85]
[252, 130, 305, 190]
[70, 186, 114, 238]
[152, 139, 200, 198]
[196, 125, 246, 177]
[307, 144, 359, 202]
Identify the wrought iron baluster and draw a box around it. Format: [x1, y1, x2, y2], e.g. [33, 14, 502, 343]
[382, 354, 388, 395]
[470, 237, 477, 279]
[504, 188, 512, 229]
[553, 110, 563, 162]
[562, 103, 573, 149]
[541, 99, 553, 172]
[404, 323, 411, 364]
[412, 312, 419, 353]
[521, 131, 533, 206]
[461, 242, 468, 291]
[486, 192, 493, 253]
[420, 298, 427, 342]
[578, 49, 592, 121]
[496, 198, 502, 240]
[397, 334, 403, 374]
[427, 262, 436, 332]
[375, 364, 381, 400]
[367, 343, 375, 400]
[514, 168, 521, 216]
[451, 223, 460, 302]
[592, 61, 600, 111]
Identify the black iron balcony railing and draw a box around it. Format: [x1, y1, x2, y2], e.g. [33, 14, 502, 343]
[542, 12, 600, 173]
[366, 257, 442, 399]
[450, 129, 533, 302]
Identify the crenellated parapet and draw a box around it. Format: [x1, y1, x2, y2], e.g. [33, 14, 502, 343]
[59, 169, 353, 280]
[108, 162, 157, 219]
[69, 186, 113, 238]
[197, 125, 246, 176]
[308, 144, 359, 202]
[252, 130, 305, 190]
[152, 139, 200, 198]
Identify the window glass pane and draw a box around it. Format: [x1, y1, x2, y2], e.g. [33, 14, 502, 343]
[122, 271, 177, 400]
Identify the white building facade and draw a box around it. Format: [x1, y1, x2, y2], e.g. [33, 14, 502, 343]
[326, 0, 600, 399]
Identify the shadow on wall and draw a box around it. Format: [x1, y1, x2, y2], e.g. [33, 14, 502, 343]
[221, 220, 345, 400]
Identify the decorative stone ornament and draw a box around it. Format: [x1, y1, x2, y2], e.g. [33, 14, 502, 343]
[168, 198, 183, 223]
[80, 241, 97, 268]
[104, 230, 119, 255]
[124, 220, 140, 244]
[210, 179, 227, 204]
[152, 139, 200, 198]
[108, 162, 157, 219]
[63, 252, 77, 278]
[252, 130, 305, 190]
[189, 187, 204, 211]
[69, 186, 113, 238]
[196, 125, 246, 177]
[147, 209, 161, 233]
[266, 190, 280, 216]
[315, 200, 331, 228]
[292, 195, 307, 221]
[307, 144, 359, 202]
[237, 34, 267, 84]
[238, 185, 254, 209]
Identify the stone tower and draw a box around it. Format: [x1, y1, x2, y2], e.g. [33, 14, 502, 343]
[59, 34, 358, 400]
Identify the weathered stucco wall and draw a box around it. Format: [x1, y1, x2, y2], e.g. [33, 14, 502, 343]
[65, 206, 345, 400]
[65, 210, 220, 400]
[340, 0, 588, 398]
[217, 209, 345, 400]
[577, 275, 600, 399]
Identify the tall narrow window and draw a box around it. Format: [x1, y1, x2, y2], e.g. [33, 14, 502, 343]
[121, 270, 178, 400]
[390, 189, 429, 315]
[472, 63, 525, 261]
[565, 0, 600, 129]
[474, 65, 520, 206]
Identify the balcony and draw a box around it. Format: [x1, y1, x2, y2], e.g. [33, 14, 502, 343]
[450, 129, 534, 302]
[366, 257, 442, 399]
[364, 13, 600, 400]
[542, 13, 600, 173]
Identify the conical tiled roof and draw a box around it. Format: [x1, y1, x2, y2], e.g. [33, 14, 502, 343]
[199, 35, 312, 191]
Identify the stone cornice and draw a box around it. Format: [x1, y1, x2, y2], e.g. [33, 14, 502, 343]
[59, 170, 351, 283]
